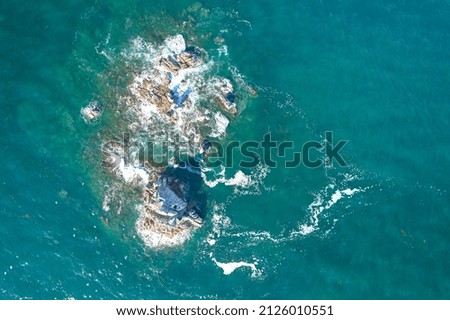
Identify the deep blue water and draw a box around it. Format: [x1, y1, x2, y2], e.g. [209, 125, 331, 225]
[0, 0, 449, 299]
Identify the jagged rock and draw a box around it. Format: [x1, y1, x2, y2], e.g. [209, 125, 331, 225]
[159, 57, 181, 73]
[215, 95, 237, 116]
[213, 79, 238, 115]
[154, 165, 203, 226]
[170, 84, 192, 107]
[177, 51, 197, 68]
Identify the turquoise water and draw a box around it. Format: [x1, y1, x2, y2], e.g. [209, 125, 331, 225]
[1, 0, 449, 299]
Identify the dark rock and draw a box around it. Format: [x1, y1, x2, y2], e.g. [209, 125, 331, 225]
[185, 45, 201, 60]
[157, 176, 187, 216]
[201, 138, 212, 154]
[225, 92, 236, 104]
[155, 162, 205, 226]
[170, 84, 192, 107]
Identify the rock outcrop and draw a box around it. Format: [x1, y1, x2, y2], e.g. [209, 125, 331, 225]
[98, 35, 241, 246]
[81, 100, 103, 123]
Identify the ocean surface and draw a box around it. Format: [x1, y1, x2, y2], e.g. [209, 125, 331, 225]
[1, 0, 449, 299]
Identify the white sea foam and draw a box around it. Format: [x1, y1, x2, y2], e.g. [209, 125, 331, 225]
[139, 102, 158, 118]
[210, 203, 231, 236]
[137, 226, 192, 248]
[135, 205, 193, 248]
[201, 167, 250, 188]
[117, 159, 149, 185]
[224, 230, 283, 244]
[297, 184, 364, 236]
[212, 258, 260, 277]
[126, 44, 235, 151]
[201, 164, 270, 193]
[217, 44, 228, 57]
[224, 170, 249, 187]
[204, 203, 231, 247]
[205, 202, 283, 253]
[163, 34, 186, 55]
[102, 194, 110, 212]
[80, 101, 103, 124]
[204, 172, 369, 251]
[236, 19, 253, 30]
[101, 185, 123, 215]
[210, 112, 229, 138]
[123, 37, 158, 64]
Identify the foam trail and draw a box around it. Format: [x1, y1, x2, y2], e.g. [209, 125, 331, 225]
[205, 173, 370, 249]
[201, 164, 270, 193]
[212, 258, 259, 276]
[202, 168, 250, 188]
[297, 186, 364, 236]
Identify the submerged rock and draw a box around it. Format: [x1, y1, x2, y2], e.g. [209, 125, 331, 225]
[80, 100, 103, 123]
[213, 78, 237, 115]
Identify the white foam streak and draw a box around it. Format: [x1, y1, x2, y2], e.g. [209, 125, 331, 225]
[298, 186, 363, 235]
[210, 112, 229, 138]
[212, 258, 259, 277]
[201, 168, 250, 188]
[201, 164, 270, 193]
[224, 170, 249, 187]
